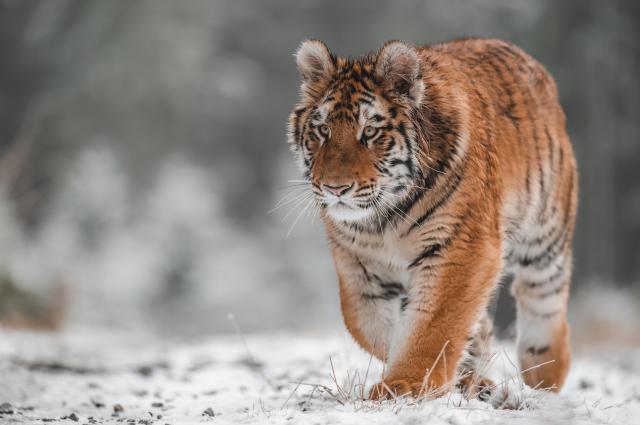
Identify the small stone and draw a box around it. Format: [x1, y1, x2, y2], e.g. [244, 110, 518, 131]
[65, 412, 79, 422]
[202, 407, 215, 417]
[113, 404, 124, 413]
[136, 366, 153, 377]
[578, 378, 594, 390]
[0, 402, 13, 415]
[91, 400, 105, 408]
[151, 402, 163, 408]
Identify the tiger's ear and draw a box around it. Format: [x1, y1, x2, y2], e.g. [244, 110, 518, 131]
[375, 41, 424, 106]
[295, 39, 335, 84]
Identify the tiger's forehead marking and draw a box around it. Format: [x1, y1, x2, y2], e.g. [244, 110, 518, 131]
[316, 60, 385, 124]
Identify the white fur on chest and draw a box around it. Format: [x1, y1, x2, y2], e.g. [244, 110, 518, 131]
[336, 223, 416, 360]
[349, 225, 411, 277]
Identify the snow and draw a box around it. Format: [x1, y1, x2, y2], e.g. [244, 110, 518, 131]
[1, 329, 639, 425]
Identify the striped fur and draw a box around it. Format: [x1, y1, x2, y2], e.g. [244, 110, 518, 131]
[287, 38, 578, 399]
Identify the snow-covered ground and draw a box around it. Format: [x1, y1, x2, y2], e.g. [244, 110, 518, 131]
[1, 328, 639, 425]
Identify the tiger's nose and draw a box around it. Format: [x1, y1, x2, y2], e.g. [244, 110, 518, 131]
[322, 182, 354, 197]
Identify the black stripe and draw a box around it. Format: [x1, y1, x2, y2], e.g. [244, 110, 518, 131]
[394, 133, 463, 224]
[521, 304, 561, 319]
[524, 168, 575, 269]
[408, 239, 450, 269]
[545, 126, 556, 172]
[400, 296, 409, 312]
[385, 136, 396, 152]
[526, 345, 550, 356]
[525, 265, 565, 288]
[519, 228, 568, 268]
[360, 91, 375, 100]
[526, 106, 547, 221]
[403, 168, 464, 235]
[396, 122, 415, 178]
[536, 281, 568, 299]
[292, 107, 307, 145]
[388, 158, 412, 169]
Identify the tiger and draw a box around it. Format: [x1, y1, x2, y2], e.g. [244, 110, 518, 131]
[286, 37, 578, 400]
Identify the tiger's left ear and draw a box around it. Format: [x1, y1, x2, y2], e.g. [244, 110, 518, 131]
[375, 41, 424, 106]
[295, 39, 335, 100]
[295, 39, 335, 83]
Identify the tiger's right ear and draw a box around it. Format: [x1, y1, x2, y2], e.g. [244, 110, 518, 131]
[375, 41, 424, 106]
[295, 39, 335, 84]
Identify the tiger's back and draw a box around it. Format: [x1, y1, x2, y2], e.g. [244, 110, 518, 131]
[446, 38, 577, 249]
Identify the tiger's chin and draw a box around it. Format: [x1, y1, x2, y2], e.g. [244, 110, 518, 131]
[325, 203, 374, 223]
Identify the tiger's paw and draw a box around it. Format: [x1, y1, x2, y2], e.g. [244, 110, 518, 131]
[369, 378, 447, 400]
[369, 379, 420, 400]
[457, 375, 495, 402]
[484, 381, 536, 410]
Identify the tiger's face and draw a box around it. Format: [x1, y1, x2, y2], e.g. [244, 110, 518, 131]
[288, 40, 426, 222]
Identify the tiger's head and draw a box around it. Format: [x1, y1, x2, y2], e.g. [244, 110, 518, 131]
[287, 39, 429, 223]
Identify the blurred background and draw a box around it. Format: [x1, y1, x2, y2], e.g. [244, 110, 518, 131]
[0, 0, 638, 340]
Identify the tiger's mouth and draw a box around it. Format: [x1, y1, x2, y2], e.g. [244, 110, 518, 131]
[320, 189, 381, 222]
[325, 201, 374, 222]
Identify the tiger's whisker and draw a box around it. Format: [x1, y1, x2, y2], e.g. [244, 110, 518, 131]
[281, 193, 313, 222]
[286, 197, 316, 238]
[270, 189, 312, 213]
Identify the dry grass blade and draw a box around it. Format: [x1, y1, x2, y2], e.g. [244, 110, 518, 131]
[360, 350, 375, 400]
[227, 313, 275, 389]
[296, 382, 347, 406]
[329, 356, 349, 401]
[418, 340, 450, 399]
[280, 381, 302, 410]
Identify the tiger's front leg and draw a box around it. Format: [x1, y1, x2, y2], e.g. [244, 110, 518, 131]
[333, 246, 407, 362]
[369, 235, 503, 400]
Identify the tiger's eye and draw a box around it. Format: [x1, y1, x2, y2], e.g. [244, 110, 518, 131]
[363, 126, 377, 138]
[319, 124, 331, 137]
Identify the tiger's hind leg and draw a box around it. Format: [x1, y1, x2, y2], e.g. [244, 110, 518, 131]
[512, 249, 572, 392]
[456, 311, 495, 401]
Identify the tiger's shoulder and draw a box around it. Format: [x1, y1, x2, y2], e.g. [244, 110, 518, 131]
[420, 38, 558, 98]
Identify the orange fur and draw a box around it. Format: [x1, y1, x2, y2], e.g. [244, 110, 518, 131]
[288, 38, 577, 399]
